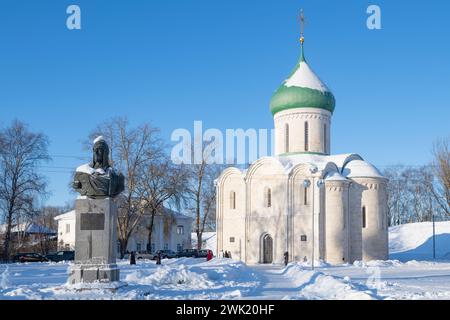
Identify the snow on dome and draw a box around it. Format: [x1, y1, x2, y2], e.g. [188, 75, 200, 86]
[285, 61, 330, 93]
[324, 172, 348, 182]
[93, 136, 105, 144]
[342, 160, 384, 179]
[276, 153, 363, 174]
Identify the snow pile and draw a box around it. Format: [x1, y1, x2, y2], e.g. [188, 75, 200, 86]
[282, 263, 379, 300]
[191, 258, 260, 287]
[125, 258, 260, 300]
[352, 260, 403, 268]
[125, 265, 214, 289]
[389, 221, 450, 261]
[0, 258, 261, 300]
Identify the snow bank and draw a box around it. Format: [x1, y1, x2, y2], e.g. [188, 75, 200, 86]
[389, 221, 450, 261]
[352, 260, 403, 268]
[125, 265, 214, 289]
[282, 263, 379, 300]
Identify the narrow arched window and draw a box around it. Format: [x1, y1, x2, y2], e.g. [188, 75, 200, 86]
[304, 121, 309, 151]
[324, 124, 327, 153]
[264, 187, 272, 208]
[285, 123, 289, 153]
[362, 206, 367, 228]
[230, 191, 236, 210]
[304, 186, 308, 205]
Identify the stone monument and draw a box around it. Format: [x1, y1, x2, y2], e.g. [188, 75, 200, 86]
[68, 136, 125, 285]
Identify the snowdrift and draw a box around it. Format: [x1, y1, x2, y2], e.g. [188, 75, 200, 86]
[389, 221, 450, 261]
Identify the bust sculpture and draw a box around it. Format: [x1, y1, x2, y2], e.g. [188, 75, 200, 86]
[73, 136, 125, 199]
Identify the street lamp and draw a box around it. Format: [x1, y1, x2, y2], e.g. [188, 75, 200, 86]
[303, 178, 324, 271]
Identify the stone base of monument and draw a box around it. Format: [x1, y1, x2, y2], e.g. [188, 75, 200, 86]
[69, 198, 122, 287]
[62, 276, 127, 293]
[68, 263, 120, 284]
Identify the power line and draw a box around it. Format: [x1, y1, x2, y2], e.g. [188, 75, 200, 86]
[49, 154, 89, 160]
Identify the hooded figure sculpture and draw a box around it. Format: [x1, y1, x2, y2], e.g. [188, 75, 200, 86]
[73, 136, 125, 199]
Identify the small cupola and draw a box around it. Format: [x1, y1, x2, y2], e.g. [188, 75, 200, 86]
[269, 15, 335, 116]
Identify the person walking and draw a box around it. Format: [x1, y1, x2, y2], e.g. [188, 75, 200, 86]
[130, 251, 136, 265]
[156, 251, 162, 265]
[283, 251, 289, 266]
[206, 250, 213, 261]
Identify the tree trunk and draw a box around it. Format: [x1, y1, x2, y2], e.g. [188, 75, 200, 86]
[147, 209, 156, 253]
[196, 197, 202, 251]
[2, 208, 14, 262]
[197, 231, 202, 251]
[119, 238, 128, 258]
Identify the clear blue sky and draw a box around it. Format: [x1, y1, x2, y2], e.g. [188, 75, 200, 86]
[0, 0, 449, 207]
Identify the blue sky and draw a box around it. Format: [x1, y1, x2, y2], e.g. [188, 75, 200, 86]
[0, 0, 449, 207]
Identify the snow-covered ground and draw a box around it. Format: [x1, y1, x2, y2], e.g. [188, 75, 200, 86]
[0, 221, 449, 300]
[0, 258, 261, 300]
[389, 221, 450, 261]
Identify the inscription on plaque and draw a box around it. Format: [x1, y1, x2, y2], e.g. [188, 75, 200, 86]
[80, 213, 105, 230]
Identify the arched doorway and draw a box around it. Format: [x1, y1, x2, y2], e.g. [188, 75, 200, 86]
[262, 234, 273, 264]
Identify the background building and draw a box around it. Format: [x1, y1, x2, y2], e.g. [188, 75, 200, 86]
[55, 207, 193, 254]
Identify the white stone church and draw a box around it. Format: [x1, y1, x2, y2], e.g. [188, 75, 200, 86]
[216, 35, 389, 265]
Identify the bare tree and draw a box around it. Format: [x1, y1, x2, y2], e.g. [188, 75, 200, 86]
[384, 164, 444, 226]
[186, 144, 223, 250]
[430, 138, 450, 216]
[87, 117, 163, 258]
[136, 157, 189, 253]
[0, 120, 50, 261]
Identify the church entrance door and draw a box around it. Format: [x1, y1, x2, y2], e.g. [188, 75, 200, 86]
[263, 234, 273, 264]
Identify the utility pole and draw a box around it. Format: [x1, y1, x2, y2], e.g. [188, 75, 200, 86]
[432, 211, 436, 260]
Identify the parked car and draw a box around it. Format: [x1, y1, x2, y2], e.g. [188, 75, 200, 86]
[45, 251, 75, 262]
[196, 250, 209, 258]
[153, 250, 177, 260]
[176, 249, 210, 258]
[13, 253, 48, 263]
[176, 249, 198, 258]
[135, 252, 154, 260]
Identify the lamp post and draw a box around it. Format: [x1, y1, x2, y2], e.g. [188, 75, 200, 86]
[303, 179, 312, 269]
[432, 212, 436, 260]
[303, 178, 324, 271]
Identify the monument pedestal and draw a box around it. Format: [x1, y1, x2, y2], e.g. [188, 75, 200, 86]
[68, 198, 120, 285]
[68, 263, 120, 284]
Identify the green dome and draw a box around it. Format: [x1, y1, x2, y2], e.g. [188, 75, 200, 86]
[270, 47, 335, 116]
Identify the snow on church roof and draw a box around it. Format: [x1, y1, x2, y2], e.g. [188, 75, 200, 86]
[230, 153, 384, 182]
[324, 171, 348, 182]
[341, 159, 384, 179]
[276, 153, 359, 173]
[277, 153, 384, 179]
